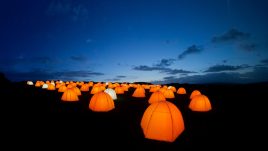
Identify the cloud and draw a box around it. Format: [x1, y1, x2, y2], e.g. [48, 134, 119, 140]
[133, 65, 195, 75]
[238, 43, 257, 51]
[222, 60, 228, 63]
[260, 59, 268, 64]
[105, 78, 121, 82]
[163, 76, 177, 80]
[55, 70, 104, 78]
[161, 69, 196, 75]
[204, 64, 250, 72]
[211, 28, 250, 43]
[116, 75, 127, 78]
[153, 66, 268, 84]
[155, 59, 175, 67]
[3, 68, 104, 82]
[178, 45, 203, 60]
[46, 0, 89, 21]
[133, 65, 167, 71]
[70, 56, 88, 62]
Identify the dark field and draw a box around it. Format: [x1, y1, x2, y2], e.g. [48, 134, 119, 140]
[1, 80, 267, 150]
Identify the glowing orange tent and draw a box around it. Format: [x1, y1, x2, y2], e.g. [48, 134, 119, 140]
[47, 84, 56, 90]
[177, 87, 186, 94]
[89, 92, 115, 112]
[61, 88, 79, 101]
[80, 84, 89, 92]
[163, 89, 175, 99]
[72, 86, 81, 96]
[189, 94, 212, 112]
[148, 91, 166, 104]
[190, 90, 201, 99]
[58, 85, 67, 92]
[141, 101, 185, 142]
[132, 86, 146, 97]
[91, 86, 103, 94]
[115, 86, 124, 94]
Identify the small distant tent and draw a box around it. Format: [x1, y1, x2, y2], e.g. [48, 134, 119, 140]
[42, 84, 48, 89]
[177, 87, 186, 94]
[189, 94, 212, 112]
[104, 88, 117, 100]
[89, 92, 115, 112]
[163, 89, 175, 99]
[27, 81, 33, 85]
[190, 90, 201, 99]
[47, 83, 56, 90]
[58, 85, 67, 92]
[148, 91, 166, 104]
[61, 88, 79, 101]
[141, 101, 185, 142]
[132, 86, 146, 98]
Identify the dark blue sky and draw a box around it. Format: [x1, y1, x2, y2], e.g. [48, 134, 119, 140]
[1, 0, 268, 83]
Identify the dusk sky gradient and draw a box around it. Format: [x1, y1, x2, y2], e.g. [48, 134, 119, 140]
[1, 0, 268, 83]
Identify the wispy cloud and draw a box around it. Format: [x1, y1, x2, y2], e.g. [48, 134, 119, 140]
[178, 45, 203, 60]
[211, 28, 250, 43]
[46, 0, 89, 21]
[116, 75, 127, 78]
[154, 66, 268, 84]
[161, 69, 196, 75]
[55, 70, 104, 78]
[260, 58, 268, 64]
[154, 59, 175, 67]
[133, 65, 195, 75]
[133, 65, 167, 71]
[238, 43, 257, 51]
[70, 55, 88, 62]
[163, 76, 177, 80]
[204, 64, 250, 72]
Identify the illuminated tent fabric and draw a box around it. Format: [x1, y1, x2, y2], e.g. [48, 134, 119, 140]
[148, 91, 166, 104]
[89, 92, 115, 112]
[132, 86, 146, 97]
[72, 86, 81, 96]
[61, 88, 79, 101]
[115, 86, 124, 94]
[190, 90, 201, 99]
[47, 84, 56, 90]
[141, 101, 185, 142]
[27, 81, 33, 85]
[80, 84, 89, 92]
[163, 89, 175, 99]
[177, 87, 186, 94]
[35, 81, 41, 87]
[91, 86, 103, 94]
[42, 84, 48, 89]
[104, 88, 117, 100]
[189, 94, 212, 112]
[58, 85, 67, 92]
[168, 86, 176, 92]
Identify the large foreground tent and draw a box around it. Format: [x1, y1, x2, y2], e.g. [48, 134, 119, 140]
[141, 101, 185, 142]
[89, 92, 115, 112]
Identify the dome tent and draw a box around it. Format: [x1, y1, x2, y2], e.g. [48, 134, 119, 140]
[148, 91, 166, 104]
[141, 101, 185, 142]
[42, 84, 48, 89]
[177, 87, 186, 94]
[104, 88, 117, 100]
[189, 94, 212, 112]
[132, 86, 146, 98]
[190, 90, 201, 99]
[61, 88, 79, 101]
[27, 81, 33, 85]
[89, 92, 115, 112]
